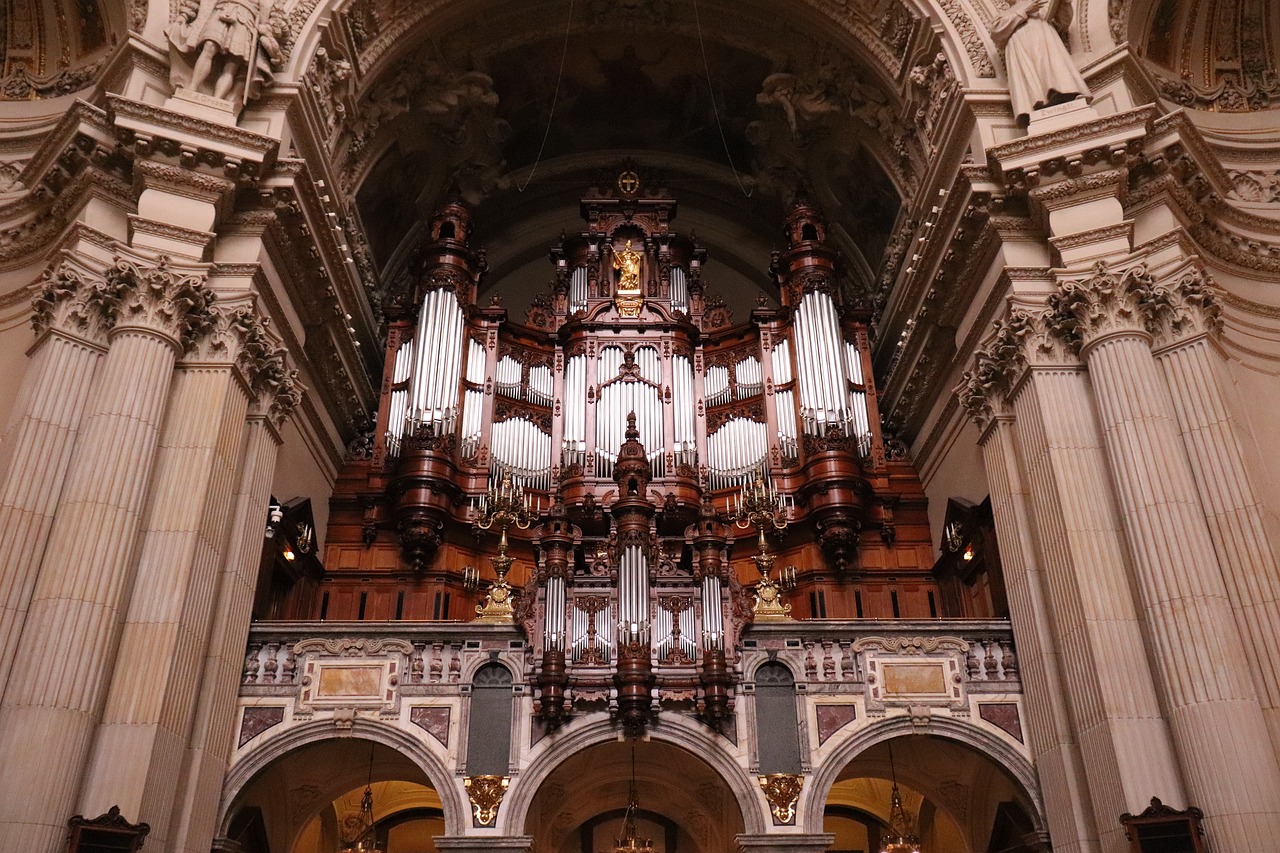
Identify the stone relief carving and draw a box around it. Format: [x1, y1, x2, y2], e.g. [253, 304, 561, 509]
[168, 0, 289, 105]
[937, 0, 996, 78]
[990, 0, 1090, 126]
[0, 60, 106, 100]
[1155, 71, 1280, 113]
[1228, 169, 1280, 204]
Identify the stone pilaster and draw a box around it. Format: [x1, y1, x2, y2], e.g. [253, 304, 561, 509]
[167, 379, 297, 853]
[78, 306, 293, 848]
[970, 406, 1098, 853]
[960, 309, 1183, 850]
[1046, 261, 1280, 850]
[0, 254, 216, 853]
[1149, 268, 1280, 755]
[0, 264, 110, 697]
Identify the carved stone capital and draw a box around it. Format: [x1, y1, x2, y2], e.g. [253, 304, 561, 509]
[30, 263, 111, 346]
[956, 308, 1070, 426]
[97, 255, 218, 352]
[1147, 266, 1223, 348]
[1045, 261, 1160, 353]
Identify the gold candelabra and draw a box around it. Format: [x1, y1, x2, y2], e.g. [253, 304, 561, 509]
[472, 471, 537, 622]
[728, 475, 794, 620]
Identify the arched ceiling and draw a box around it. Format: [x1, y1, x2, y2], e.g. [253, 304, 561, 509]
[331, 0, 924, 317]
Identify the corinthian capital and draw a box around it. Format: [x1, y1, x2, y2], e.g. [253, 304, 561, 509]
[956, 308, 1070, 426]
[98, 256, 218, 352]
[30, 263, 111, 345]
[1146, 267, 1223, 347]
[1045, 261, 1160, 353]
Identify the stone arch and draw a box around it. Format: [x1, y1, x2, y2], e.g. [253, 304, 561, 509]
[500, 714, 767, 836]
[800, 715, 1043, 834]
[219, 716, 467, 839]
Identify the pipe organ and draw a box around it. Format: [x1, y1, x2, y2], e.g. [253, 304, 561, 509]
[318, 173, 939, 731]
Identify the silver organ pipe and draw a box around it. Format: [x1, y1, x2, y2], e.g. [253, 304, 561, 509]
[460, 338, 487, 458]
[735, 355, 763, 398]
[669, 266, 689, 315]
[701, 574, 724, 650]
[572, 598, 613, 663]
[846, 340, 871, 457]
[545, 575, 566, 652]
[654, 601, 696, 662]
[794, 290, 854, 436]
[407, 287, 465, 435]
[706, 417, 769, 491]
[528, 364, 553, 405]
[595, 347, 665, 478]
[618, 544, 649, 643]
[672, 355, 696, 467]
[772, 338, 798, 463]
[705, 365, 730, 407]
[495, 355, 522, 399]
[562, 355, 587, 467]
[569, 266, 588, 314]
[385, 338, 414, 457]
[491, 418, 553, 490]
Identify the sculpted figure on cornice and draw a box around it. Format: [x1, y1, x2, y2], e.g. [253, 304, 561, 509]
[990, 0, 1089, 126]
[168, 0, 288, 105]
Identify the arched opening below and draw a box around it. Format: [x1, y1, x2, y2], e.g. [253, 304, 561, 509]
[225, 738, 441, 853]
[826, 735, 1039, 853]
[524, 739, 745, 853]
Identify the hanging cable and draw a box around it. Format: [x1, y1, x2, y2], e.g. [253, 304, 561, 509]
[691, 0, 753, 198]
[517, 0, 575, 192]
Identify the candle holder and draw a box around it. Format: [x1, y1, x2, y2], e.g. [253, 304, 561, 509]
[728, 475, 794, 620]
[472, 471, 536, 622]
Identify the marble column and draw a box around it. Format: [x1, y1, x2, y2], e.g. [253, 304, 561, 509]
[965, 309, 1184, 850]
[1149, 268, 1280, 756]
[1047, 261, 1280, 850]
[965, 401, 1097, 853]
[167, 383, 295, 853]
[0, 264, 113, 698]
[77, 306, 292, 848]
[0, 255, 217, 853]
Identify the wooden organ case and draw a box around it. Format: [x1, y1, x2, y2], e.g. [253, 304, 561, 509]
[309, 172, 943, 730]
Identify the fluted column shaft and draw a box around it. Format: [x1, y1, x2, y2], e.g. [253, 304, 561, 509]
[1156, 332, 1280, 755]
[1080, 327, 1280, 848]
[0, 323, 182, 853]
[1009, 365, 1183, 849]
[78, 359, 250, 847]
[979, 413, 1098, 853]
[168, 413, 280, 853]
[0, 327, 104, 697]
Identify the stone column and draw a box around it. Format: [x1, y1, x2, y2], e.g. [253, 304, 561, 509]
[0, 254, 216, 853]
[78, 306, 292, 848]
[167, 380, 297, 853]
[966, 402, 1097, 853]
[1149, 267, 1280, 756]
[963, 309, 1183, 850]
[1047, 260, 1280, 850]
[0, 263, 108, 696]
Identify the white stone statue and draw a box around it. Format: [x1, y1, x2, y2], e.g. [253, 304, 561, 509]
[991, 0, 1091, 126]
[168, 0, 286, 105]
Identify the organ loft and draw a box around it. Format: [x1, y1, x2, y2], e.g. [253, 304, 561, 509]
[259, 171, 1003, 731]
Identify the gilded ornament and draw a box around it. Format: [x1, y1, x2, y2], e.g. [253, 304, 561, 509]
[465, 775, 509, 827]
[759, 773, 803, 824]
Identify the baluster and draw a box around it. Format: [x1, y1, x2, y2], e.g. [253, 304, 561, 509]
[983, 640, 999, 679]
[242, 642, 262, 685]
[430, 642, 444, 683]
[279, 645, 296, 684]
[840, 640, 858, 681]
[449, 643, 462, 682]
[261, 642, 279, 684]
[803, 641, 817, 681]
[999, 640, 1018, 680]
[966, 640, 983, 680]
[411, 643, 426, 683]
[821, 639, 836, 681]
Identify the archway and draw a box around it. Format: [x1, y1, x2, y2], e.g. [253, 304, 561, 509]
[220, 723, 464, 853]
[816, 732, 1043, 853]
[522, 737, 747, 853]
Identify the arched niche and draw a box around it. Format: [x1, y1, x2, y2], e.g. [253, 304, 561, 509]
[220, 720, 467, 849]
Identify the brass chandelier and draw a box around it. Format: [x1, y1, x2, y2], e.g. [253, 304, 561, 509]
[878, 742, 922, 853]
[612, 741, 655, 853]
[344, 745, 384, 853]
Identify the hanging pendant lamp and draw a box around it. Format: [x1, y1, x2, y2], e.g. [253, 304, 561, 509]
[878, 741, 922, 853]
